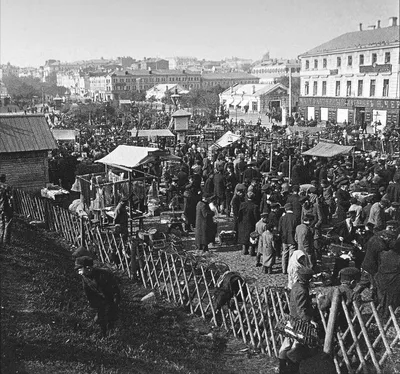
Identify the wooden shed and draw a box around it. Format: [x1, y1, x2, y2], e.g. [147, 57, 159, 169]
[0, 114, 57, 190]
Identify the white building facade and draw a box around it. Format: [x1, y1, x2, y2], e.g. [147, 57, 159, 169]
[298, 18, 400, 127]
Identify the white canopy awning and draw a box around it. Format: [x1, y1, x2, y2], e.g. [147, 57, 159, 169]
[52, 129, 77, 141]
[96, 145, 181, 170]
[210, 131, 241, 149]
[130, 129, 175, 138]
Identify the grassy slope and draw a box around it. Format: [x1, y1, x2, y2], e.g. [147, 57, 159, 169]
[0, 220, 275, 374]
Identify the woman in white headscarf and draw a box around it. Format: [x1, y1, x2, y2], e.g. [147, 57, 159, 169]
[287, 249, 311, 290]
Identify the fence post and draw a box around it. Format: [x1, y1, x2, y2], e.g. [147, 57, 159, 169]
[130, 240, 139, 282]
[44, 200, 50, 230]
[323, 288, 340, 355]
[80, 217, 85, 247]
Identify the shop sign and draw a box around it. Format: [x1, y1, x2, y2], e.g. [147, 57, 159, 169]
[299, 96, 400, 110]
[359, 64, 392, 73]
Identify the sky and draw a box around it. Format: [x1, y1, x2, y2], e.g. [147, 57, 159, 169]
[1, 0, 399, 67]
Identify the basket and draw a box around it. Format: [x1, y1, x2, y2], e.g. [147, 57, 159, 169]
[218, 230, 236, 245]
[276, 315, 321, 347]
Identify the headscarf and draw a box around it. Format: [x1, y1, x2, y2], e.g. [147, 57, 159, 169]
[287, 249, 311, 289]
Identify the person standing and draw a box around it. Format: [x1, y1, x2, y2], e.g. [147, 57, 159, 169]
[335, 179, 351, 222]
[375, 238, 400, 318]
[257, 222, 276, 274]
[195, 194, 216, 252]
[114, 197, 129, 240]
[0, 174, 13, 246]
[75, 256, 121, 336]
[278, 267, 317, 374]
[237, 191, 260, 255]
[213, 164, 226, 214]
[225, 165, 237, 217]
[295, 214, 315, 268]
[368, 198, 390, 232]
[279, 203, 297, 274]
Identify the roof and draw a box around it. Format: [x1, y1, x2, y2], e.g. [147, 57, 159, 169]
[52, 129, 77, 141]
[95, 145, 180, 170]
[302, 142, 354, 158]
[300, 25, 400, 57]
[0, 115, 57, 153]
[131, 129, 175, 138]
[221, 83, 288, 97]
[201, 72, 259, 80]
[171, 109, 191, 117]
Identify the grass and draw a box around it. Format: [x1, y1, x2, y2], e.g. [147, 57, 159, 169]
[0, 220, 276, 374]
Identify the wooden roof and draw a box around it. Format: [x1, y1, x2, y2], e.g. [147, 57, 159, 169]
[0, 114, 57, 153]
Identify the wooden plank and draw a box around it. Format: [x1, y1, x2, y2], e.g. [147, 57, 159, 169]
[179, 256, 194, 314]
[245, 285, 264, 353]
[200, 267, 217, 326]
[263, 287, 278, 357]
[352, 301, 381, 373]
[191, 264, 205, 319]
[232, 294, 247, 344]
[341, 300, 367, 373]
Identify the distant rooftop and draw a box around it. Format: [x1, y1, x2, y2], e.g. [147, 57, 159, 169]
[300, 25, 400, 57]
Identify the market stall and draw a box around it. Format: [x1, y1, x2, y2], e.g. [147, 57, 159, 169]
[302, 141, 354, 158]
[72, 146, 180, 235]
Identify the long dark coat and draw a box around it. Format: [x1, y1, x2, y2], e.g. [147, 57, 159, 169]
[237, 200, 260, 245]
[183, 185, 201, 227]
[213, 172, 226, 199]
[195, 200, 215, 246]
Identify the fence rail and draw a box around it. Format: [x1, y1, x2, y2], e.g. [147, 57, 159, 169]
[13, 188, 400, 374]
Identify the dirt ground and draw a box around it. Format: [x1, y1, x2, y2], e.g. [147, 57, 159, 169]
[0, 219, 279, 374]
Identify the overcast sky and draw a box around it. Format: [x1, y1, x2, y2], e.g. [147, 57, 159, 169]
[1, 0, 399, 67]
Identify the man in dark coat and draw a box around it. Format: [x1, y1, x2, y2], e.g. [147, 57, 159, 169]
[331, 211, 357, 245]
[375, 238, 400, 318]
[286, 185, 302, 226]
[237, 191, 260, 255]
[335, 180, 351, 222]
[75, 256, 121, 336]
[279, 203, 298, 274]
[177, 166, 189, 193]
[183, 177, 201, 231]
[385, 174, 400, 203]
[231, 184, 246, 242]
[195, 194, 216, 252]
[213, 164, 226, 214]
[358, 221, 398, 301]
[114, 197, 129, 240]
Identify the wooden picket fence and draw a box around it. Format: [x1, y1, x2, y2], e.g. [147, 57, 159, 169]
[13, 189, 400, 374]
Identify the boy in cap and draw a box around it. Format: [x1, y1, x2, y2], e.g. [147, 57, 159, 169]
[75, 256, 121, 336]
[317, 267, 361, 333]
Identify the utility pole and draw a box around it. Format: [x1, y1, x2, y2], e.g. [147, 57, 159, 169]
[288, 68, 292, 118]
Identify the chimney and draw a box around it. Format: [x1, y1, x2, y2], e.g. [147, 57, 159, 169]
[389, 16, 398, 26]
[359, 23, 363, 31]
[376, 20, 381, 28]
[148, 67, 152, 74]
[252, 85, 256, 94]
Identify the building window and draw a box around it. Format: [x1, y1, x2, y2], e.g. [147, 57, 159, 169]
[372, 53, 377, 64]
[382, 79, 389, 97]
[337, 57, 341, 67]
[346, 81, 352, 96]
[314, 59, 318, 69]
[384, 52, 391, 63]
[305, 60, 309, 70]
[348, 56, 352, 66]
[313, 81, 318, 95]
[357, 80, 363, 96]
[359, 54, 364, 65]
[370, 79, 376, 96]
[305, 81, 309, 95]
[322, 81, 327, 96]
[323, 58, 327, 68]
[335, 81, 341, 96]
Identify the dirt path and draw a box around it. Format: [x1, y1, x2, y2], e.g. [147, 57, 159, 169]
[1, 220, 279, 374]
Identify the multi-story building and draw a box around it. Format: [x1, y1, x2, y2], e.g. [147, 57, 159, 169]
[88, 72, 107, 101]
[201, 72, 260, 89]
[139, 58, 169, 70]
[251, 52, 301, 83]
[57, 71, 90, 96]
[1, 63, 20, 77]
[107, 69, 202, 100]
[298, 17, 400, 126]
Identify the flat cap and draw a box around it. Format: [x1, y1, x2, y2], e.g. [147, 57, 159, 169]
[74, 256, 94, 270]
[297, 267, 314, 279]
[339, 267, 361, 283]
[284, 202, 293, 210]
